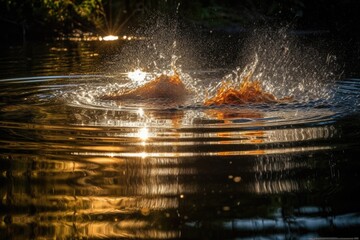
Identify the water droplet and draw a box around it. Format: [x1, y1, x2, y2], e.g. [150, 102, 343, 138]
[233, 176, 241, 183]
[223, 206, 230, 211]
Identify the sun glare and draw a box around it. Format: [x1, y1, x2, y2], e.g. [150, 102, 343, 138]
[128, 69, 147, 83]
[138, 108, 144, 117]
[102, 35, 119, 41]
[138, 127, 149, 141]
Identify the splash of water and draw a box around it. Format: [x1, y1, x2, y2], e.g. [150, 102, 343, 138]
[206, 54, 260, 99]
[204, 28, 340, 105]
[68, 19, 341, 109]
[243, 28, 339, 102]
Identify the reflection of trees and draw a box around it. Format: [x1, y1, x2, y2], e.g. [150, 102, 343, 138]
[2, 146, 359, 238]
[0, 107, 191, 239]
[0, 41, 103, 78]
[2, 105, 359, 238]
[0, 153, 188, 238]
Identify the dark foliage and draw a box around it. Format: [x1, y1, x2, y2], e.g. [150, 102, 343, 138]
[0, 0, 359, 43]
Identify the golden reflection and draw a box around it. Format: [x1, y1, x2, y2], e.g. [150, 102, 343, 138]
[206, 108, 264, 121]
[122, 35, 146, 41]
[101, 35, 119, 41]
[2, 99, 339, 238]
[206, 108, 266, 151]
[63, 107, 198, 238]
[0, 152, 195, 239]
[55, 33, 145, 41]
[140, 151, 147, 158]
[137, 107, 145, 117]
[50, 47, 68, 52]
[204, 108, 337, 151]
[78, 145, 126, 152]
[138, 127, 149, 141]
[1, 47, 352, 239]
[217, 149, 265, 156]
[68, 106, 337, 158]
[1, 104, 343, 239]
[84, 157, 125, 164]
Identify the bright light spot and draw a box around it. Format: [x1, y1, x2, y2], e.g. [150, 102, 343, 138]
[128, 69, 146, 83]
[233, 176, 241, 183]
[140, 207, 150, 216]
[122, 35, 132, 40]
[102, 35, 119, 41]
[138, 127, 149, 141]
[138, 108, 144, 117]
[222, 206, 230, 211]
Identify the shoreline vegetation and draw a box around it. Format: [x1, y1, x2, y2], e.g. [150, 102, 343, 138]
[1, 0, 360, 44]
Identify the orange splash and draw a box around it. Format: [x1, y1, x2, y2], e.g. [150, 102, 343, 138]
[102, 68, 291, 105]
[204, 72, 291, 106]
[102, 73, 189, 102]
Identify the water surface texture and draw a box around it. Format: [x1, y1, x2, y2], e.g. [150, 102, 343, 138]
[1, 41, 360, 239]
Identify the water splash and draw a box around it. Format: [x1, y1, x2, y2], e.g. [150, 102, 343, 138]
[202, 27, 341, 106]
[239, 28, 340, 102]
[64, 22, 343, 110]
[205, 54, 260, 101]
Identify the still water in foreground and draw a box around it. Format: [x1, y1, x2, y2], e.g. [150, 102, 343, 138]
[0, 73, 360, 239]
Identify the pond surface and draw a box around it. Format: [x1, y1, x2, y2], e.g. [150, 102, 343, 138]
[1, 41, 360, 239]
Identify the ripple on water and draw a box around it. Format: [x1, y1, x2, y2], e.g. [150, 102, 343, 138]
[1, 74, 360, 239]
[0, 74, 353, 156]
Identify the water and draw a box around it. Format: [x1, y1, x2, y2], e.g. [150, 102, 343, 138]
[1, 41, 360, 239]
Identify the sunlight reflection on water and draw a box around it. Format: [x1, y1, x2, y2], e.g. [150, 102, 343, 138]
[1, 73, 360, 239]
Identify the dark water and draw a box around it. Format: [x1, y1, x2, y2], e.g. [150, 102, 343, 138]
[1, 41, 360, 239]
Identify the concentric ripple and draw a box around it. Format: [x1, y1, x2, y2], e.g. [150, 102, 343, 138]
[1, 74, 360, 239]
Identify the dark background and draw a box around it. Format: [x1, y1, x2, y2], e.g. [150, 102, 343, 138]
[1, 0, 360, 42]
[0, 0, 359, 78]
